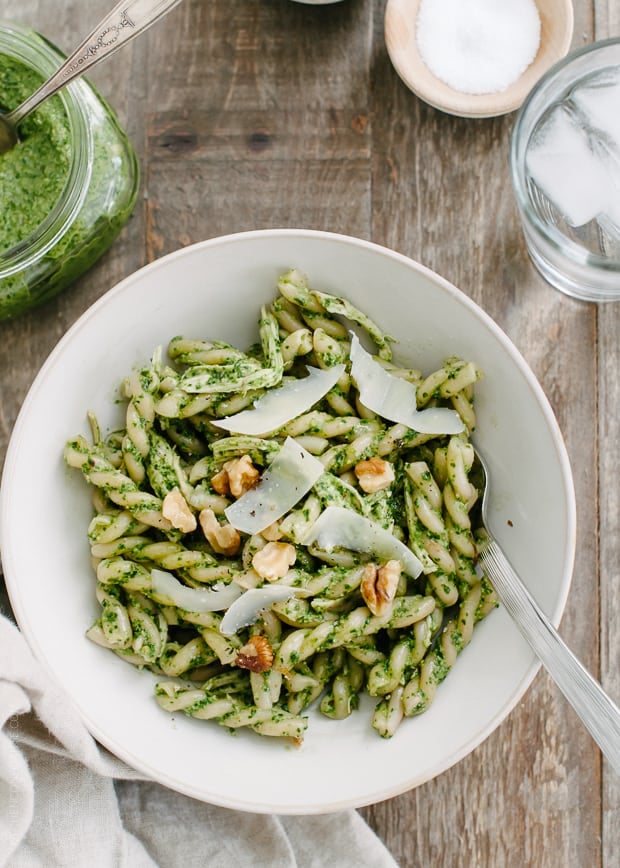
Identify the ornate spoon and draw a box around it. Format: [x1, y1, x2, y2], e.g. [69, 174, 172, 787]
[0, 0, 182, 154]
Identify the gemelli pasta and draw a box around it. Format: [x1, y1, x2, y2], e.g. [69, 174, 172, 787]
[64, 269, 497, 742]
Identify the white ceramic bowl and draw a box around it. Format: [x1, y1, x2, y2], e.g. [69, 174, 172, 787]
[0, 229, 575, 813]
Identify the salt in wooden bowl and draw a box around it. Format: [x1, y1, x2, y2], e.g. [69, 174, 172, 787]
[384, 0, 574, 118]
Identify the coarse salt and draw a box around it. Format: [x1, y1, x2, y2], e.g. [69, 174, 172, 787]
[416, 0, 541, 96]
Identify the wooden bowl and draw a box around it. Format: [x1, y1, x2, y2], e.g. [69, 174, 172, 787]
[384, 0, 574, 118]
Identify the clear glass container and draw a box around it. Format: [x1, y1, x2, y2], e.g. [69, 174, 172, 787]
[510, 38, 620, 302]
[0, 21, 139, 320]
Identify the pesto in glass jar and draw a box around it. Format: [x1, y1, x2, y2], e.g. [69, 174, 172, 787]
[0, 21, 139, 319]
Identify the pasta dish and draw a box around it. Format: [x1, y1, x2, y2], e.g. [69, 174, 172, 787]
[64, 269, 497, 741]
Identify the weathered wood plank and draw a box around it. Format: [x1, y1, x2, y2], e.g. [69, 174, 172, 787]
[599, 304, 620, 868]
[145, 154, 370, 256]
[596, 9, 620, 868]
[147, 0, 369, 110]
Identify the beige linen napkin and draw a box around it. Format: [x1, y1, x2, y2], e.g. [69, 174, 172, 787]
[0, 601, 399, 868]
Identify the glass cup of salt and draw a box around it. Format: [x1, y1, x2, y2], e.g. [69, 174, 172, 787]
[510, 38, 620, 302]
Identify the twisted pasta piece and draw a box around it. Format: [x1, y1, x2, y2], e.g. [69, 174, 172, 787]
[154, 390, 219, 419]
[401, 578, 494, 718]
[249, 668, 283, 710]
[168, 337, 248, 366]
[450, 383, 476, 433]
[281, 327, 313, 368]
[158, 636, 217, 677]
[278, 493, 322, 544]
[416, 357, 481, 408]
[404, 462, 459, 606]
[125, 592, 168, 665]
[286, 595, 436, 666]
[158, 417, 208, 458]
[313, 471, 366, 514]
[310, 289, 393, 361]
[366, 637, 414, 697]
[270, 295, 307, 334]
[376, 423, 435, 456]
[278, 411, 382, 442]
[372, 686, 405, 738]
[65, 436, 171, 531]
[155, 679, 307, 739]
[96, 556, 152, 592]
[277, 275, 348, 340]
[271, 597, 332, 628]
[87, 510, 148, 545]
[89, 537, 238, 584]
[147, 430, 194, 501]
[178, 357, 264, 394]
[443, 436, 479, 560]
[286, 649, 345, 714]
[121, 365, 159, 484]
[211, 435, 279, 466]
[319, 430, 377, 474]
[320, 655, 365, 720]
[94, 585, 133, 649]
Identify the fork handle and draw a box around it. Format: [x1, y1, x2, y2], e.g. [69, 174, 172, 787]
[7, 0, 183, 126]
[479, 543, 620, 775]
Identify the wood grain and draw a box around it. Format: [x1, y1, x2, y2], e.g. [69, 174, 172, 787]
[1, 2, 617, 866]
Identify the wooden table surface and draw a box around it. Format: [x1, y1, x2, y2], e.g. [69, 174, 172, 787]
[1, 2, 618, 865]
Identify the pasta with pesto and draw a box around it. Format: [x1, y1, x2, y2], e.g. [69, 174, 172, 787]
[64, 269, 497, 742]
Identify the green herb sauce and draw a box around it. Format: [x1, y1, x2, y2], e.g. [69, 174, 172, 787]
[0, 55, 72, 251]
[0, 42, 138, 320]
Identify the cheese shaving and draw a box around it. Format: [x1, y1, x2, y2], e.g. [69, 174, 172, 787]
[303, 506, 424, 577]
[224, 437, 325, 534]
[150, 568, 243, 612]
[213, 364, 345, 435]
[219, 585, 299, 636]
[349, 333, 464, 435]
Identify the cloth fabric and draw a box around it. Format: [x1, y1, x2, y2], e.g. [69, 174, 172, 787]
[0, 602, 399, 868]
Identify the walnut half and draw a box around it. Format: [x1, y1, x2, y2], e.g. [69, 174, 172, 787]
[235, 635, 274, 673]
[252, 541, 297, 582]
[211, 455, 260, 498]
[354, 457, 395, 493]
[198, 507, 241, 556]
[162, 489, 197, 533]
[361, 560, 401, 617]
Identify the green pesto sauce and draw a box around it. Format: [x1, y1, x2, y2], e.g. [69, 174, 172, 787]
[0, 55, 71, 250]
[0, 41, 138, 320]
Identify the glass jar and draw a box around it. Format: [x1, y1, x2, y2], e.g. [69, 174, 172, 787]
[0, 21, 139, 320]
[510, 38, 620, 302]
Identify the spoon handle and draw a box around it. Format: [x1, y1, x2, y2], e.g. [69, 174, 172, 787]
[479, 539, 620, 775]
[7, 0, 183, 126]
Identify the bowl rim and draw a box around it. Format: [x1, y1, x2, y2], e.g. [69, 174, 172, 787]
[0, 228, 577, 812]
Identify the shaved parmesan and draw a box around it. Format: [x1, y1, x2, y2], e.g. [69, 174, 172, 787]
[213, 365, 345, 435]
[225, 437, 325, 534]
[150, 568, 243, 612]
[349, 334, 464, 435]
[219, 585, 299, 635]
[304, 506, 424, 578]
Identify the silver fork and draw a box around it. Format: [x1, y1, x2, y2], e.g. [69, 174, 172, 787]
[474, 447, 620, 775]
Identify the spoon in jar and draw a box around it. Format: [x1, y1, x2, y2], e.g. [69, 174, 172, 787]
[0, 0, 183, 155]
[474, 447, 620, 774]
